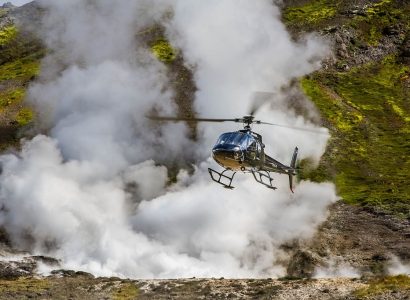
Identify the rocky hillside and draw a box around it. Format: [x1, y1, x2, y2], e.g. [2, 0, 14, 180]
[283, 0, 410, 218]
[0, 0, 408, 299]
[281, 0, 410, 281]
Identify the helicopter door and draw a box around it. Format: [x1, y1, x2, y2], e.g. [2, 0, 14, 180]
[248, 141, 257, 160]
[255, 142, 262, 161]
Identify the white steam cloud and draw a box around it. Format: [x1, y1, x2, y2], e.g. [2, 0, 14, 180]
[388, 256, 410, 276]
[314, 257, 360, 279]
[0, 0, 337, 278]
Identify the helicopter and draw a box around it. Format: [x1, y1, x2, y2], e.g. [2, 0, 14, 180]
[148, 112, 325, 193]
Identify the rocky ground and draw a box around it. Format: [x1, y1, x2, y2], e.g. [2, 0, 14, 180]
[0, 273, 408, 299]
[287, 202, 410, 278]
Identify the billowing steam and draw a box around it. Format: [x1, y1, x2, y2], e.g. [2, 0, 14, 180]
[314, 257, 360, 278]
[388, 256, 410, 276]
[0, 0, 337, 278]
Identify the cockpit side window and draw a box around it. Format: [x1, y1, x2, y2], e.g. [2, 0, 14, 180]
[239, 134, 252, 149]
[232, 133, 245, 145]
[248, 141, 257, 151]
[216, 133, 232, 144]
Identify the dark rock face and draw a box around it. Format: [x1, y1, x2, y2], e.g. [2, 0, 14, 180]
[399, 34, 410, 64]
[287, 250, 323, 278]
[9, 1, 44, 34]
[1, 3, 14, 9]
[305, 202, 410, 276]
[0, 252, 61, 280]
[0, 258, 36, 279]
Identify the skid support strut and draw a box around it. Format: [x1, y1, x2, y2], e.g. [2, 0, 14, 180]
[208, 168, 236, 189]
[252, 170, 277, 190]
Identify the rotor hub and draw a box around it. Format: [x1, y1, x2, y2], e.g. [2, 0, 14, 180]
[242, 115, 254, 125]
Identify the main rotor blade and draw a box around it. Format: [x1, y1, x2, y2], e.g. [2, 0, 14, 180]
[147, 115, 240, 123]
[256, 121, 328, 134]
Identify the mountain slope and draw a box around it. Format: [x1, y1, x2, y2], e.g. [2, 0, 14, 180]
[283, 0, 410, 218]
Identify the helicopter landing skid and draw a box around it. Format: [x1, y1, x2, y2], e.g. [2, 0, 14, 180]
[208, 168, 236, 189]
[252, 170, 277, 190]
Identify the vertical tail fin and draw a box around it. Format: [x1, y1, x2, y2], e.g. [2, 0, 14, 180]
[289, 147, 298, 193]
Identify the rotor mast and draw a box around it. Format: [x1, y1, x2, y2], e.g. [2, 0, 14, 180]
[240, 116, 255, 130]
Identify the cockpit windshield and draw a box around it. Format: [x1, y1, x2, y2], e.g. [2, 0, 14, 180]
[216, 132, 253, 149]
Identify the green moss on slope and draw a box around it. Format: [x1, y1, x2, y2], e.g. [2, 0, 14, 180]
[15, 107, 34, 126]
[302, 57, 410, 217]
[0, 88, 25, 110]
[350, 0, 410, 46]
[0, 19, 43, 148]
[0, 55, 40, 82]
[151, 39, 176, 63]
[0, 25, 17, 46]
[0, 278, 50, 294]
[283, 0, 339, 26]
[354, 275, 410, 299]
[112, 282, 139, 300]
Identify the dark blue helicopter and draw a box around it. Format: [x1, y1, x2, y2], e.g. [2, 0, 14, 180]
[210, 118, 299, 192]
[148, 114, 303, 192]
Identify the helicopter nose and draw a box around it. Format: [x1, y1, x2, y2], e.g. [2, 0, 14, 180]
[212, 146, 243, 170]
[212, 147, 241, 161]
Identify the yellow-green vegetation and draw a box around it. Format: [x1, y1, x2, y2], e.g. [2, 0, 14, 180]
[151, 39, 176, 63]
[0, 55, 40, 82]
[350, 0, 409, 46]
[112, 282, 139, 300]
[301, 57, 410, 217]
[15, 107, 34, 126]
[0, 21, 43, 149]
[0, 277, 50, 294]
[0, 8, 7, 18]
[365, 0, 393, 16]
[0, 25, 17, 46]
[0, 88, 25, 109]
[355, 275, 410, 299]
[283, 0, 338, 26]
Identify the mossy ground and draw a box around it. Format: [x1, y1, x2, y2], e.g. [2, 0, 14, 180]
[151, 39, 176, 63]
[0, 88, 25, 110]
[0, 277, 50, 294]
[0, 25, 17, 46]
[284, 0, 410, 47]
[0, 275, 140, 300]
[349, 0, 409, 46]
[112, 282, 139, 300]
[283, 0, 339, 27]
[301, 56, 410, 217]
[0, 54, 40, 82]
[15, 107, 34, 126]
[354, 275, 410, 299]
[0, 276, 407, 299]
[0, 18, 43, 149]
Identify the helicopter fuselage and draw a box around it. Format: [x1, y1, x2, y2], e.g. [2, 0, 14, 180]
[212, 130, 295, 176]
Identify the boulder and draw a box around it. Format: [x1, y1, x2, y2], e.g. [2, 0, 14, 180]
[286, 250, 323, 278]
